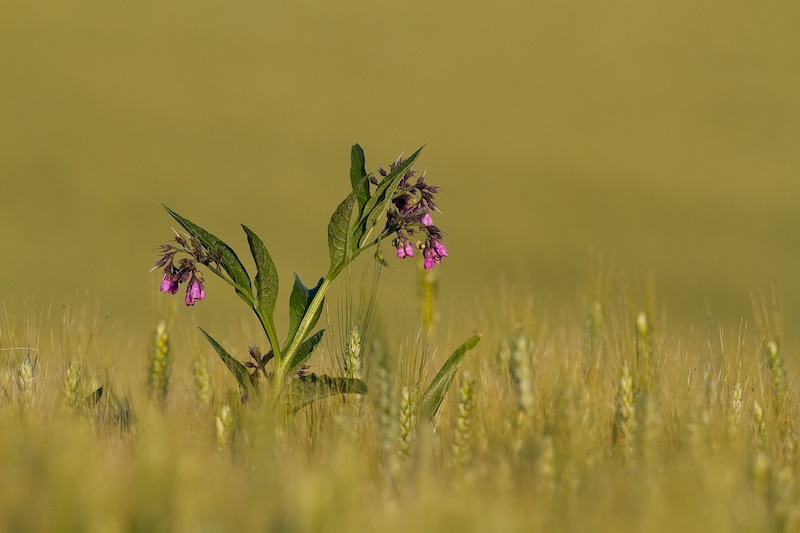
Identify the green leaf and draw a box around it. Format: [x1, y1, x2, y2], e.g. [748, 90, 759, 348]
[327, 190, 357, 272]
[284, 373, 368, 412]
[287, 330, 325, 376]
[241, 225, 279, 316]
[350, 144, 369, 219]
[419, 334, 482, 423]
[199, 328, 254, 393]
[163, 206, 253, 303]
[286, 274, 324, 345]
[356, 146, 424, 247]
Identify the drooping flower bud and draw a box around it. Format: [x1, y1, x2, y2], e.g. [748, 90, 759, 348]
[160, 273, 180, 294]
[185, 277, 206, 306]
[420, 212, 433, 226]
[423, 252, 436, 271]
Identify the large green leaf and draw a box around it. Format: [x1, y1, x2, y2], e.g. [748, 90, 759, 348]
[327, 190, 357, 272]
[241, 225, 279, 317]
[419, 334, 482, 423]
[163, 206, 253, 303]
[199, 328, 254, 393]
[284, 373, 368, 412]
[356, 146, 424, 247]
[350, 144, 369, 219]
[287, 330, 325, 376]
[286, 274, 324, 346]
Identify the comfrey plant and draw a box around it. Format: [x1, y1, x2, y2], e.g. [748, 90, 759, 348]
[153, 144, 479, 413]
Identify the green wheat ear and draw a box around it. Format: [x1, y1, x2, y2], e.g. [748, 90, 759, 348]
[765, 340, 787, 414]
[537, 434, 556, 496]
[728, 382, 744, 438]
[344, 324, 364, 434]
[750, 400, 773, 496]
[64, 358, 82, 411]
[215, 404, 234, 454]
[635, 312, 655, 393]
[371, 338, 396, 468]
[192, 353, 212, 408]
[148, 320, 171, 405]
[398, 386, 417, 459]
[509, 328, 534, 424]
[452, 371, 477, 469]
[612, 362, 636, 461]
[16, 353, 35, 408]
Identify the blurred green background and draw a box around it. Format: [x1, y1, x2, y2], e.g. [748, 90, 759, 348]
[2, 1, 799, 339]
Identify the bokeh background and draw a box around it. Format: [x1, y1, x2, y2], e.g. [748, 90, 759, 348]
[2, 1, 799, 341]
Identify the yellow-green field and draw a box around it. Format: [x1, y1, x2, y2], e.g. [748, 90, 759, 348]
[2, 1, 800, 531]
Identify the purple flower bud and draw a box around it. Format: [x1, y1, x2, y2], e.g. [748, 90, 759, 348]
[185, 278, 206, 306]
[423, 255, 435, 270]
[396, 243, 407, 259]
[160, 273, 180, 294]
[420, 212, 433, 226]
[434, 241, 448, 258]
[404, 241, 415, 258]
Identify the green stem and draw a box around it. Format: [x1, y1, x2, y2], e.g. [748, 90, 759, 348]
[273, 274, 334, 396]
[268, 234, 383, 398]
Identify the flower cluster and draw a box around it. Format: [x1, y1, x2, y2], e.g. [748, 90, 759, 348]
[380, 158, 448, 270]
[154, 234, 218, 305]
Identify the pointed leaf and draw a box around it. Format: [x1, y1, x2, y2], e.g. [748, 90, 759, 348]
[199, 328, 254, 393]
[163, 206, 253, 302]
[419, 334, 482, 423]
[285, 374, 368, 412]
[356, 146, 424, 246]
[287, 330, 325, 376]
[242, 225, 279, 316]
[350, 144, 369, 219]
[286, 274, 324, 345]
[327, 190, 357, 272]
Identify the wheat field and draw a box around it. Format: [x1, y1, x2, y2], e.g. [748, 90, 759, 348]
[0, 277, 796, 532]
[2, 1, 800, 531]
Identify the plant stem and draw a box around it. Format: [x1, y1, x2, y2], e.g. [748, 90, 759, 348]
[270, 240, 379, 397]
[273, 274, 334, 396]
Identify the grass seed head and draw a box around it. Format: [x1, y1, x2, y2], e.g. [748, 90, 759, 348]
[398, 386, 417, 459]
[16, 354, 35, 407]
[452, 371, 477, 469]
[148, 320, 171, 404]
[612, 362, 636, 460]
[509, 328, 535, 420]
[192, 354, 212, 408]
[64, 358, 82, 411]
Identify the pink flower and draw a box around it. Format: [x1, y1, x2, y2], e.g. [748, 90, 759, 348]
[422, 239, 448, 270]
[160, 273, 180, 294]
[404, 241, 415, 258]
[420, 212, 433, 226]
[396, 243, 407, 259]
[185, 277, 206, 306]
